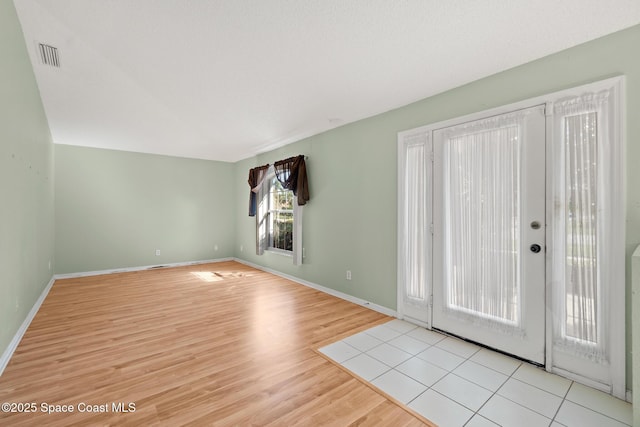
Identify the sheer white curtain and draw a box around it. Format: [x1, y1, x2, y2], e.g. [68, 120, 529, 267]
[255, 166, 272, 256]
[552, 92, 611, 362]
[292, 198, 303, 265]
[441, 112, 525, 334]
[405, 139, 427, 303]
[398, 131, 431, 325]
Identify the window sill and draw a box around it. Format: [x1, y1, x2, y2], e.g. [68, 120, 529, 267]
[266, 248, 293, 257]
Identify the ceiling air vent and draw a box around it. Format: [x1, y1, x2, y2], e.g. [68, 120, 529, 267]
[38, 43, 60, 67]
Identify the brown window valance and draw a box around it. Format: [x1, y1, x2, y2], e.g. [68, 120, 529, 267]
[247, 155, 309, 217]
[274, 155, 309, 206]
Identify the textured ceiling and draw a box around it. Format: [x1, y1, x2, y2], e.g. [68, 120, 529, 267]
[13, 0, 640, 162]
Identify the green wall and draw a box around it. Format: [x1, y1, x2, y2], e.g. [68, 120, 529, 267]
[55, 145, 236, 274]
[0, 1, 55, 359]
[234, 124, 398, 308]
[235, 24, 640, 388]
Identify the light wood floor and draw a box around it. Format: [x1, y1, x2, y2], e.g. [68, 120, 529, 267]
[0, 261, 433, 426]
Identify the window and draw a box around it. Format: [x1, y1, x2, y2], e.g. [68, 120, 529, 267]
[248, 155, 308, 265]
[562, 111, 598, 345]
[548, 82, 625, 396]
[268, 177, 294, 252]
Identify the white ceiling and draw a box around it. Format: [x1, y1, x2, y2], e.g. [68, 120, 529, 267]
[13, 0, 640, 162]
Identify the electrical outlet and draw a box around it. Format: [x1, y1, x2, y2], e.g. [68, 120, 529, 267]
[346, 270, 352, 280]
[48, 260, 51, 270]
[303, 247, 306, 258]
[214, 244, 218, 251]
[240, 245, 244, 252]
[155, 249, 161, 256]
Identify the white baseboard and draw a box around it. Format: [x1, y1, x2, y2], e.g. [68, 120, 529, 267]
[5, 258, 633, 402]
[0, 275, 56, 377]
[54, 257, 234, 279]
[0, 257, 234, 375]
[2, 257, 394, 376]
[233, 258, 397, 318]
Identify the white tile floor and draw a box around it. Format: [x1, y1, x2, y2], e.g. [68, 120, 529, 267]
[319, 319, 632, 427]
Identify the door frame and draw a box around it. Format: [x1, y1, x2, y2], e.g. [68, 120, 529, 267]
[397, 76, 626, 398]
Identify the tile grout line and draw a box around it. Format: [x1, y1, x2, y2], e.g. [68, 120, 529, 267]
[558, 386, 634, 426]
[335, 338, 481, 423]
[349, 322, 503, 422]
[325, 321, 632, 427]
[549, 379, 573, 424]
[405, 331, 485, 421]
[486, 382, 559, 423]
[313, 347, 437, 427]
[371, 323, 553, 425]
[436, 336, 614, 425]
[440, 354, 577, 424]
[366, 324, 428, 385]
[460, 346, 508, 426]
[390, 322, 569, 424]
[377, 322, 448, 408]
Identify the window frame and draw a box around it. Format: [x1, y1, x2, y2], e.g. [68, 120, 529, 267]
[266, 175, 295, 256]
[255, 165, 304, 264]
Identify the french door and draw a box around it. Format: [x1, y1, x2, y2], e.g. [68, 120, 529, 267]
[397, 76, 624, 397]
[432, 106, 546, 363]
